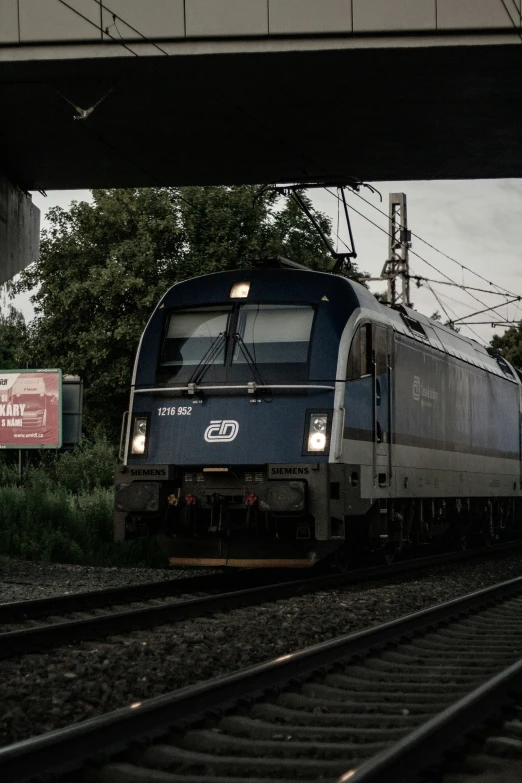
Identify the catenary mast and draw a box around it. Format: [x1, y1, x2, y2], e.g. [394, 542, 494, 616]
[380, 193, 412, 307]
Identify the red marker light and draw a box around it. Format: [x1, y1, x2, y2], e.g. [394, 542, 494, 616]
[245, 493, 258, 506]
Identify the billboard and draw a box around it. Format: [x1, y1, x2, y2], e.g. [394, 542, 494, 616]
[0, 370, 62, 448]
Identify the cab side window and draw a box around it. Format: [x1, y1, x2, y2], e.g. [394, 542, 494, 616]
[374, 325, 388, 376]
[347, 324, 372, 381]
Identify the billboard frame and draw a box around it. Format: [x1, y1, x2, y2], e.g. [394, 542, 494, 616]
[0, 368, 62, 449]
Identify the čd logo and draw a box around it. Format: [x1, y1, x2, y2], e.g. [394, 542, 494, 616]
[204, 420, 239, 443]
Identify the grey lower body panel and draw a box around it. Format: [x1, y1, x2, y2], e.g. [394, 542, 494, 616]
[339, 438, 521, 500]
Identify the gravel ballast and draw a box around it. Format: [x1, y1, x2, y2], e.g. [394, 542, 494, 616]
[1, 550, 522, 747]
[0, 560, 215, 604]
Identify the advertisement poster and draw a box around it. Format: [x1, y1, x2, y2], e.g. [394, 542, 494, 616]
[0, 370, 62, 448]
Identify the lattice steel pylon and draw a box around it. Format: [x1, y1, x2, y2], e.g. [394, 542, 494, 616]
[381, 193, 412, 307]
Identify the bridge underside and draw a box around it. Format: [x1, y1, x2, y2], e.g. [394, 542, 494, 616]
[2, 41, 522, 189]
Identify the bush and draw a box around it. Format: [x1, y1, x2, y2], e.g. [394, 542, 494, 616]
[0, 441, 165, 567]
[35, 436, 118, 493]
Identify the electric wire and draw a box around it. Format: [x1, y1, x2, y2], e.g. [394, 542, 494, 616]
[409, 273, 503, 316]
[407, 275, 518, 296]
[422, 288, 479, 313]
[425, 282, 453, 326]
[422, 284, 487, 345]
[428, 290, 486, 344]
[499, 0, 522, 41]
[410, 269, 493, 344]
[504, 0, 522, 23]
[456, 321, 521, 326]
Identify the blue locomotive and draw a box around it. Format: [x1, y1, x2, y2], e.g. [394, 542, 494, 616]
[114, 263, 521, 568]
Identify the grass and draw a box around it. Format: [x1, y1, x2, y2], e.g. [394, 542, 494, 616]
[0, 439, 165, 567]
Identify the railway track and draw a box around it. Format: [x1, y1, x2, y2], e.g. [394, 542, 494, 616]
[2, 572, 522, 782]
[0, 544, 518, 660]
[0, 569, 263, 623]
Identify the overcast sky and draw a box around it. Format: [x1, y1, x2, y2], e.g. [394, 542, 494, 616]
[18, 179, 522, 347]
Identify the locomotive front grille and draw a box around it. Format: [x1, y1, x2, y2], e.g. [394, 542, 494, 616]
[115, 481, 160, 513]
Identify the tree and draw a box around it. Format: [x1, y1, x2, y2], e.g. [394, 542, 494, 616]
[0, 297, 30, 370]
[14, 186, 367, 439]
[430, 310, 460, 332]
[489, 324, 522, 369]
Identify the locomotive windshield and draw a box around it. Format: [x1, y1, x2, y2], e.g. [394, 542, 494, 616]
[233, 304, 313, 365]
[158, 306, 231, 371]
[157, 303, 315, 385]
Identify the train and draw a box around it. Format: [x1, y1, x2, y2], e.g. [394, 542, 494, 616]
[114, 260, 522, 569]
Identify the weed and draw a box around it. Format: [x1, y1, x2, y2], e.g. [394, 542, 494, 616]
[0, 441, 165, 567]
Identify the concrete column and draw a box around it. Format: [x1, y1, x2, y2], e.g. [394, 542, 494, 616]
[0, 178, 40, 285]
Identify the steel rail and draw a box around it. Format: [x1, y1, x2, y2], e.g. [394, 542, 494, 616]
[2, 574, 522, 783]
[0, 569, 282, 624]
[1, 543, 518, 659]
[345, 658, 522, 783]
[4, 538, 520, 626]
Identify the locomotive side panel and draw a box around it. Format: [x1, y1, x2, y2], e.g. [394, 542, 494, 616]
[393, 334, 520, 498]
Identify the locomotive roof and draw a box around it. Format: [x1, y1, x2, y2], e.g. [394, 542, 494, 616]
[346, 277, 516, 383]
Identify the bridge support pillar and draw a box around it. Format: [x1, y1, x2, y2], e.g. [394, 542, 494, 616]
[0, 177, 40, 286]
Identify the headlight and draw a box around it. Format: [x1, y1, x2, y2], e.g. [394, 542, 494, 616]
[131, 416, 148, 455]
[305, 413, 330, 454]
[229, 281, 250, 298]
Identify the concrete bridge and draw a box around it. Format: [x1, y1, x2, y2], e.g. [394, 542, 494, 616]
[1, 0, 522, 277]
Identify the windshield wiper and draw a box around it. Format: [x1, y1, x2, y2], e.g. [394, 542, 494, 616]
[187, 332, 227, 386]
[232, 333, 267, 388]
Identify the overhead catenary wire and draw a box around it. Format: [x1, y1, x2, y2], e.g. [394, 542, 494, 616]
[424, 286, 488, 345]
[415, 285, 479, 314]
[503, 0, 522, 24]
[425, 282, 453, 326]
[498, 0, 522, 42]
[63, 0, 437, 283]
[413, 275, 520, 332]
[456, 321, 521, 326]
[451, 296, 522, 325]
[406, 274, 519, 297]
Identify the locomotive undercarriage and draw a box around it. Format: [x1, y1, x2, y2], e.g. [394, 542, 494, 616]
[339, 495, 518, 569]
[115, 461, 519, 567]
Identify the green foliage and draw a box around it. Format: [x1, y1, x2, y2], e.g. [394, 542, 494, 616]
[14, 189, 185, 440]
[0, 440, 164, 566]
[14, 186, 367, 439]
[489, 324, 522, 369]
[39, 435, 117, 494]
[0, 456, 19, 487]
[430, 310, 460, 332]
[0, 298, 30, 370]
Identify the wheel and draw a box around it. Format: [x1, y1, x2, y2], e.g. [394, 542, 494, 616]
[333, 546, 352, 574]
[456, 532, 468, 552]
